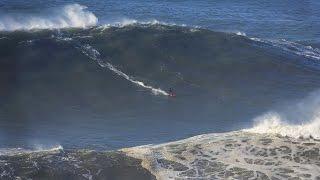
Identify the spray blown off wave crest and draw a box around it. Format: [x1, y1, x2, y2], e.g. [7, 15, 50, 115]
[0, 4, 98, 31]
[246, 90, 320, 139]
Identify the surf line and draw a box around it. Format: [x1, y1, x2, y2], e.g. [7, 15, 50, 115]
[78, 44, 169, 96]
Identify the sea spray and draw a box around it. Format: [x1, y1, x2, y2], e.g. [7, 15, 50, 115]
[245, 90, 320, 139]
[0, 4, 98, 31]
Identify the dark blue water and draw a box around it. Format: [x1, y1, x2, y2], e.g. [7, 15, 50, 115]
[1, 1, 320, 151]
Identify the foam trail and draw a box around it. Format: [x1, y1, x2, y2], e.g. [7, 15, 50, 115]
[79, 44, 169, 96]
[245, 90, 320, 139]
[0, 4, 97, 31]
[249, 37, 320, 60]
[233, 32, 320, 61]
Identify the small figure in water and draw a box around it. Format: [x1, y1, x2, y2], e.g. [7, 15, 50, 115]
[168, 88, 176, 97]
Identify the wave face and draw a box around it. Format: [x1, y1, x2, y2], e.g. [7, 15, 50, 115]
[1, 24, 320, 151]
[76, 43, 169, 96]
[0, 4, 98, 31]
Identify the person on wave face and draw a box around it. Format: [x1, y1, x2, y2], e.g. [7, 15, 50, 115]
[169, 88, 176, 97]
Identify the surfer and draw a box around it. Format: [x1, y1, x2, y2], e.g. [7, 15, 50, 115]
[168, 88, 176, 97]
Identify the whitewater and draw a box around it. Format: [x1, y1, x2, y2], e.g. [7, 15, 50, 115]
[245, 90, 320, 139]
[0, 4, 97, 31]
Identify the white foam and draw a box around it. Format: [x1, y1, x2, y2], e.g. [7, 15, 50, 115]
[0, 145, 63, 156]
[235, 31, 246, 36]
[122, 131, 320, 179]
[95, 18, 200, 33]
[233, 31, 320, 61]
[245, 112, 320, 139]
[79, 44, 169, 96]
[245, 90, 320, 139]
[0, 4, 98, 31]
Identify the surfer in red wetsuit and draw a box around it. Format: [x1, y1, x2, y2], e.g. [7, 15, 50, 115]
[169, 88, 176, 97]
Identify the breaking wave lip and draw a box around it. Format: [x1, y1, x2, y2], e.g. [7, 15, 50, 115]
[95, 18, 196, 30]
[244, 112, 320, 139]
[0, 145, 63, 156]
[0, 4, 98, 31]
[244, 90, 320, 139]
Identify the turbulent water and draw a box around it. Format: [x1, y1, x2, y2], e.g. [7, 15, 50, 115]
[1, 1, 320, 179]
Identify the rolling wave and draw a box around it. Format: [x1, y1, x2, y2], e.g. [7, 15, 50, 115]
[0, 4, 97, 31]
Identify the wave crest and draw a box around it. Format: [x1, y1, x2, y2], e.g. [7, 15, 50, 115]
[0, 4, 98, 31]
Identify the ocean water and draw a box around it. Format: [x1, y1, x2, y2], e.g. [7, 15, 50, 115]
[1, 1, 320, 179]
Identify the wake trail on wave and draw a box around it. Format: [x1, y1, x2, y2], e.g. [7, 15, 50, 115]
[256, 38, 320, 60]
[77, 43, 169, 96]
[234, 31, 320, 61]
[244, 90, 320, 139]
[248, 37, 320, 61]
[0, 4, 97, 31]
